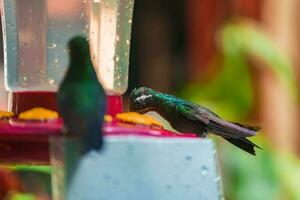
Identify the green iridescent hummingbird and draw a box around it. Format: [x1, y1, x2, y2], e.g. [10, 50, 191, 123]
[129, 87, 261, 155]
[58, 36, 106, 154]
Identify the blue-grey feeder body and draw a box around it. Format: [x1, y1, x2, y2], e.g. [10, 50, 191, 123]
[51, 136, 223, 200]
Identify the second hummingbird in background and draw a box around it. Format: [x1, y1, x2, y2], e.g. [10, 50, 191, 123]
[57, 36, 106, 154]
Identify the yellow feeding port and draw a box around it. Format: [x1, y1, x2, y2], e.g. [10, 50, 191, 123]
[18, 107, 59, 121]
[0, 111, 14, 119]
[116, 112, 163, 128]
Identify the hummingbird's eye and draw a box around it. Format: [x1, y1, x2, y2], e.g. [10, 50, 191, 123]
[134, 99, 140, 105]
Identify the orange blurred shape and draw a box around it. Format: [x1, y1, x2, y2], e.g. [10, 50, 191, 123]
[18, 107, 59, 121]
[0, 111, 14, 119]
[116, 112, 164, 128]
[0, 167, 22, 199]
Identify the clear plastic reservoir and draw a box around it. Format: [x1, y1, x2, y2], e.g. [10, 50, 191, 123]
[1, 0, 90, 92]
[1, 0, 134, 95]
[50, 137, 223, 200]
[90, 0, 134, 95]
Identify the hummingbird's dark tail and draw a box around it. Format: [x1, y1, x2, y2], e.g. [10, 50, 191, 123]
[223, 137, 261, 155]
[82, 120, 104, 154]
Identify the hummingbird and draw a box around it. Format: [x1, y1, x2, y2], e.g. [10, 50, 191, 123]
[57, 36, 106, 154]
[129, 87, 261, 155]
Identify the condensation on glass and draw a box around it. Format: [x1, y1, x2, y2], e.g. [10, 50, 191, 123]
[90, 0, 134, 95]
[1, 0, 90, 91]
[0, 0, 134, 95]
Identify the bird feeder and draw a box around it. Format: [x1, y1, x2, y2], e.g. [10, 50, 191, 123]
[0, 0, 223, 199]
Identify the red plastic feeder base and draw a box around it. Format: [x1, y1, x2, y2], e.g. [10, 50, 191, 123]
[9, 92, 57, 115]
[8, 92, 123, 116]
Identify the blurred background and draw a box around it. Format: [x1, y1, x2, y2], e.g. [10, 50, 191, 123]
[1, 0, 300, 199]
[126, 0, 300, 199]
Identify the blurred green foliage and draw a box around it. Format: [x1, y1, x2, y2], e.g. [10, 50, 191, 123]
[179, 20, 300, 199]
[9, 165, 52, 174]
[10, 193, 35, 200]
[219, 136, 300, 200]
[219, 138, 281, 200]
[2, 165, 52, 200]
[180, 20, 296, 120]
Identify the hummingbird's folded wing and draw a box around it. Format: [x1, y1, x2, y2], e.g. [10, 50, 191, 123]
[206, 117, 257, 138]
[176, 103, 258, 138]
[174, 103, 210, 125]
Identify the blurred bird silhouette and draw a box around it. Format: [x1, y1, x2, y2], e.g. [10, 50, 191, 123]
[58, 36, 106, 154]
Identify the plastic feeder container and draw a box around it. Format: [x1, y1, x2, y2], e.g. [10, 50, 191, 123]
[0, 0, 134, 113]
[50, 125, 223, 200]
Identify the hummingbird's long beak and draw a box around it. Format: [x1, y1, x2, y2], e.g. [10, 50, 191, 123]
[137, 107, 154, 114]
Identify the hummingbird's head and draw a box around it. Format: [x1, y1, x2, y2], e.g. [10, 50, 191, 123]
[68, 36, 90, 58]
[129, 87, 157, 114]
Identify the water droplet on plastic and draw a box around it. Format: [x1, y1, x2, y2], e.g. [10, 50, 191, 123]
[200, 165, 208, 176]
[165, 184, 172, 190]
[47, 43, 57, 49]
[36, 70, 45, 76]
[185, 155, 192, 160]
[214, 176, 221, 182]
[80, 13, 84, 19]
[115, 55, 120, 62]
[54, 58, 59, 64]
[106, 67, 112, 73]
[116, 35, 120, 42]
[20, 76, 29, 83]
[115, 75, 121, 81]
[126, 40, 130, 45]
[128, 19, 132, 24]
[92, 54, 96, 60]
[48, 79, 55, 85]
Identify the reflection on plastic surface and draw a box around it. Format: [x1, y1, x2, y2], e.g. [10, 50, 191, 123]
[90, 0, 134, 95]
